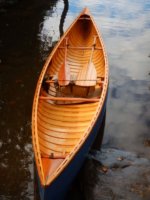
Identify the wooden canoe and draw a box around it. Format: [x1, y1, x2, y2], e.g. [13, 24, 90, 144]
[32, 7, 108, 200]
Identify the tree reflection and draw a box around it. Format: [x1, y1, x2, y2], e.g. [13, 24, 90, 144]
[59, 0, 69, 37]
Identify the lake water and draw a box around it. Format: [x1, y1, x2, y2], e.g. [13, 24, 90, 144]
[0, 0, 150, 199]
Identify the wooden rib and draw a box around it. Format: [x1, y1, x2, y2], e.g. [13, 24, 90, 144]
[40, 102, 97, 114]
[39, 137, 73, 153]
[40, 97, 98, 110]
[37, 117, 87, 132]
[37, 112, 89, 128]
[38, 130, 79, 146]
[37, 125, 83, 139]
[38, 107, 94, 122]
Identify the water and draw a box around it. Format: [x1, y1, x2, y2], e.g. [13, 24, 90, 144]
[0, 0, 150, 199]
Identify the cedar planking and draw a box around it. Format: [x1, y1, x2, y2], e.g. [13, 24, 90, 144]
[32, 7, 108, 200]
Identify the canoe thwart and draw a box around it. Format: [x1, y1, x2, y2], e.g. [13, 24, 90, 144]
[58, 46, 102, 50]
[45, 79, 104, 85]
[39, 96, 100, 102]
[79, 17, 91, 20]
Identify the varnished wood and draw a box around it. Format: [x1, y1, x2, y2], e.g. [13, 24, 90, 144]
[39, 96, 99, 102]
[32, 7, 109, 187]
[75, 62, 97, 86]
[75, 36, 97, 86]
[45, 79, 104, 84]
[58, 38, 70, 86]
[41, 153, 67, 159]
[79, 17, 91, 20]
[59, 46, 102, 50]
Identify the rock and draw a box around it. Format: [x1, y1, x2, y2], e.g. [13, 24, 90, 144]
[81, 148, 150, 200]
[117, 156, 124, 161]
[144, 139, 150, 147]
[99, 165, 109, 173]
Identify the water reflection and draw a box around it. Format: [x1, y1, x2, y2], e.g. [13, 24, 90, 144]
[0, 124, 33, 199]
[0, 0, 150, 199]
[104, 66, 150, 156]
[38, 0, 62, 60]
[38, 0, 69, 60]
[0, 0, 59, 199]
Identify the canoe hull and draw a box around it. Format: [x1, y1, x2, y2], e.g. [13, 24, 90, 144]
[36, 97, 107, 200]
[32, 7, 109, 200]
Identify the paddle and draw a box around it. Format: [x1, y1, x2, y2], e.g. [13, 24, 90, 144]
[75, 36, 97, 87]
[58, 38, 70, 86]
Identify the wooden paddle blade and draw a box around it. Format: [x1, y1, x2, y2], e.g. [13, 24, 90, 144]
[58, 62, 70, 86]
[75, 62, 97, 86]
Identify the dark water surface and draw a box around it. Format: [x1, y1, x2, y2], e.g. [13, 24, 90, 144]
[0, 0, 150, 199]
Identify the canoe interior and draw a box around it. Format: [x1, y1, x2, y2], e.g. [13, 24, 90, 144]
[32, 10, 108, 187]
[47, 16, 105, 80]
